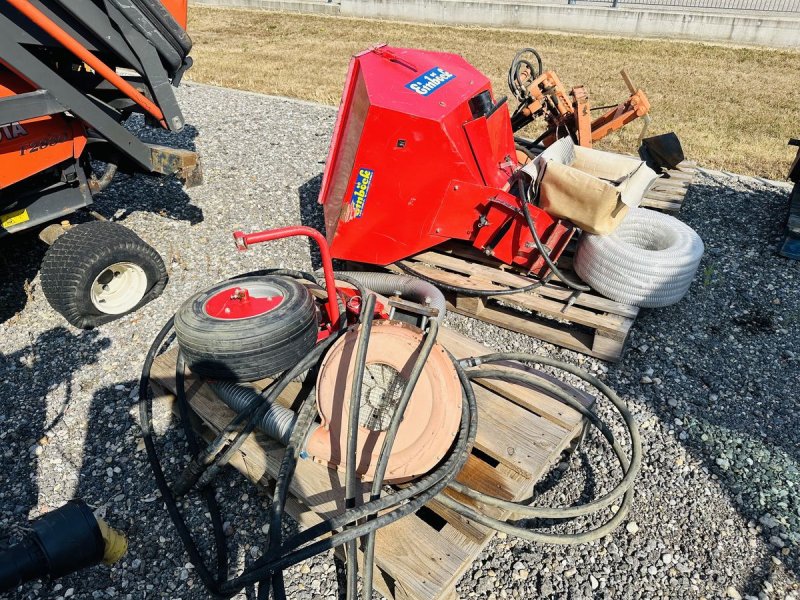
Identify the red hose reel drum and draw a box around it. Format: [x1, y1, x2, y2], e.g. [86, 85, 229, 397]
[307, 321, 462, 483]
[317, 45, 574, 277]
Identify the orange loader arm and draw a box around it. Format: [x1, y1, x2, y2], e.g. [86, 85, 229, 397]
[516, 68, 651, 148]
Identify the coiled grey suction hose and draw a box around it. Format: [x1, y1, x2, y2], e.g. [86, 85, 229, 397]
[209, 381, 302, 446]
[574, 208, 704, 308]
[334, 271, 446, 323]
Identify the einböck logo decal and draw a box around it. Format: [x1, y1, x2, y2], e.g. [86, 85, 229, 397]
[350, 168, 373, 218]
[405, 67, 456, 97]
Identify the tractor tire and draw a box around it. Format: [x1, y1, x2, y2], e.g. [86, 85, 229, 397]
[40, 221, 168, 329]
[174, 275, 319, 382]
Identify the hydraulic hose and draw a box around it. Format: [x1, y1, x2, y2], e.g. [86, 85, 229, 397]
[345, 294, 377, 600]
[508, 47, 544, 101]
[396, 261, 552, 297]
[361, 318, 440, 599]
[138, 274, 476, 600]
[394, 179, 579, 299]
[440, 351, 642, 545]
[519, 179, 590, 295]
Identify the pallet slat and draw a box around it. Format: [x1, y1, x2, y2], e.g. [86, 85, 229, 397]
[640, 160, 697, 213]
[391, 243, 639, 362]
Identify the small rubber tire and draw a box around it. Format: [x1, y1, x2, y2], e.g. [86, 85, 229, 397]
[174, 275, 319, 382]
[40, 221, 168, 328]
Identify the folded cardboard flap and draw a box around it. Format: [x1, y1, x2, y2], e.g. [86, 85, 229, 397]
[538, 139, 658, 235]
[539, 162, 628, 235]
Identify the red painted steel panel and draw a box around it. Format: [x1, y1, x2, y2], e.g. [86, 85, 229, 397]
[318, 45, 574, 274]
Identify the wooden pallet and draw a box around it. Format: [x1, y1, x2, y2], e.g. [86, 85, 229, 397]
[149, 327, 592, 600]
[639, 160, 697, 214]
[388, 243, 639, 362]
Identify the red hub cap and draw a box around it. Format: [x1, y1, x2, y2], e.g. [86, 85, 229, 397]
[204, 286, 284, 320]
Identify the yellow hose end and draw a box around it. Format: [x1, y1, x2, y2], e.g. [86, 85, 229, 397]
[97, 518, 128, 564]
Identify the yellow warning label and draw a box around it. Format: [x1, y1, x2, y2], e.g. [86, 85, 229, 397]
[0, 208, 30, 229]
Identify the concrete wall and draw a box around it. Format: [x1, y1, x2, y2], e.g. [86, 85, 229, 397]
[191, 0, 341, 15]
[191, 0, 800, 47]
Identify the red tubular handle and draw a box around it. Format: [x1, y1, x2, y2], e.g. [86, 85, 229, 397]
[233, 226, 341, 329]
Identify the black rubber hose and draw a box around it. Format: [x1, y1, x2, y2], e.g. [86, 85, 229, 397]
[438, 351, 642, 545]
[518, 179, 590, 294]
[189, 336, 335, 495]
[329, 272, 370, 306]
[225, 354, 477, 592]
[259, 354, 327, 600]
[200, 330, 344, 491]
[173, 353, 229, 581]
[515, 143, 537, 161]
[138, 303, 476, 598]
[139, 314, 345, 599]
[361, 319, 440, 599]
[507, 47, 543, 101]
[172, 354, 274, 497]
[345, 294, 377, 600]
[514, 135, 545, 154]
[138, 317, 228, 597]
[266, 358, 475, 553]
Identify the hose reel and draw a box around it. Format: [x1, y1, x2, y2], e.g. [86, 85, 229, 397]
[139, 224, 642, 600]
[309, 320, 462, 482]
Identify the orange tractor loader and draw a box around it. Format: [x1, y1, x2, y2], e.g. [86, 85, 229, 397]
[0, 0, 198, 327]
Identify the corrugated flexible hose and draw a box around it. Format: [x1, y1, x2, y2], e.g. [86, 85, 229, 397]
[209, 381, 300, 446]
[334, 271, 447, 322]
[574, 208, 704, 308]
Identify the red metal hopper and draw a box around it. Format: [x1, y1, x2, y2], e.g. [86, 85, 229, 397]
[318, 45, 573, 277]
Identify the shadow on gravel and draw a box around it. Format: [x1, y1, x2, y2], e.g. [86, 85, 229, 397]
[58, 373, 308, 598]
[0, 120, 204, 325]
[0, 230, 46, 325]
[0, 327, 110, 538]
[299, 174, 327, 271]
[92, 120, 204, 226]
[608, 177, 800, 594]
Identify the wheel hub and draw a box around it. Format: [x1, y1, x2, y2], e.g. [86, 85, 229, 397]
[204, 284, 284, 320]
[90, 262, 148, 315]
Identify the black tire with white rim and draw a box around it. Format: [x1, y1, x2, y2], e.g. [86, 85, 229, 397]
[40, 221, 168, 328]
[174, 275, 319, 382]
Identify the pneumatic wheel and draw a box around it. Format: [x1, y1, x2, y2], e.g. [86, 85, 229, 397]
[40, 221, 168, 329]
[174, 275, 319, 382]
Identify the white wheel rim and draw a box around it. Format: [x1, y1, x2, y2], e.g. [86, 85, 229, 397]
[90, 262, 148, 315]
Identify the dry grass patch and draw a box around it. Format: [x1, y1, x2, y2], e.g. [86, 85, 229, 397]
[187, 7, 800, 179]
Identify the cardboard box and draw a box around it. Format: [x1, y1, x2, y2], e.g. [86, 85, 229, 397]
[533, 138, 658, 235]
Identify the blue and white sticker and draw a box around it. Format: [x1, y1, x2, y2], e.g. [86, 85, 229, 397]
[405, 67, 456, 97]
[350, 168, 373, 218]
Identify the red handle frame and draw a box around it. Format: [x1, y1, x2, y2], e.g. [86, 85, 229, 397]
[233, 226, 341, 331]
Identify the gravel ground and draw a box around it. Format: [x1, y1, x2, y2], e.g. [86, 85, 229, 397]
[1, 83, 798, 600]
